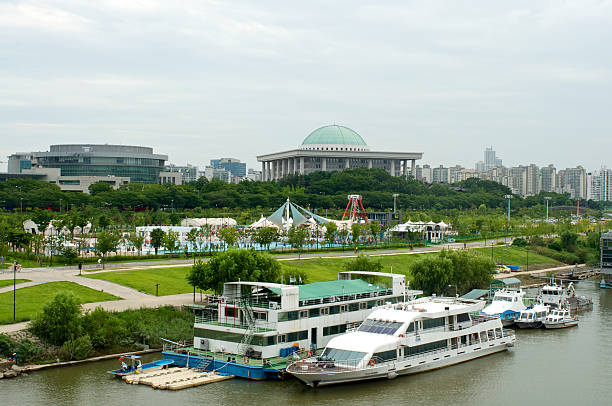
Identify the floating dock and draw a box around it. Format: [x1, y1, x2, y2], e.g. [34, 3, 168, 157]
[122, 367, 233, 390]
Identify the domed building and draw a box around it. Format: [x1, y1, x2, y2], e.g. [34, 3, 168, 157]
[257, 124, 422, 180]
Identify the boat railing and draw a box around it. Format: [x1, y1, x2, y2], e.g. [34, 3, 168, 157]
[286, 357, 366, 373]
[161, 338, 194, 352]
[194, 314, 277, 332]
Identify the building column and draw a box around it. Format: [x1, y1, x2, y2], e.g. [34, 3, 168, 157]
[282, 159, 287, 178]
[321, 157, 327, 171]
[272, 160, 277, 180]
[368, 159, 373, 169]
[402, 160, 407, 177]
[299, 157, 305, 175]
[345, 158, 350, 169]
[262, 162, 267, 181]
[390, 160, 396, 176]
[411, 159, 416, 177]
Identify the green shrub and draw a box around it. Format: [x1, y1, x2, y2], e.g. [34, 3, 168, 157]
[0, 333, 16, 357]
[512, 238, 528, 247]
[14, 339, 45, 365]
[60, 335, 93, 361]
[29, 292, 83, 346]
[81, 307, 128, 350]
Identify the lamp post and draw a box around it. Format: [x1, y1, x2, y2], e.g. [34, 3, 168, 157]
[13, 260, 17, 321]
[544, 197, 552, 221]
[504, 194, 513, 242]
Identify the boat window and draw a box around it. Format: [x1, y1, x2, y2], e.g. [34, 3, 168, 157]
[321, 348, 366, 362]
[373, 349, 397, 362]
[359, 302, 367, 310]
[422, 317, 445, 330]
[254, 311, 267, 321]
[330, 306, 340, 315]
[358, 319, 403, 335]
[406, 322, 414, 333]
[321, 308, 330, 315]
[480, 332, 488, 342]
[405, 339, 447, 356]
[495, 328, 502, 339]
[457, 313, 470, 323]
[349, 303, 360, 312]
[225, 307, 236, 318]
[487, 330, 495, 340]
[299, 310, 308, 319]
[340, 305, 348, 313]
[278, 311, 299, 322]
[323, 324, 348, 336]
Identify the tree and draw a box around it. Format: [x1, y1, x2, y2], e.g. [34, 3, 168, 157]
[61, 246, 78, 265]
[186, 228, 199, 262]
[126, 232, 145, 256]
[351, 222, 361, 246]
[218, 227, 238, 248]
[410, 255, 453, 296]
[324, 222, 337, 247]
[96, 215, 111, 230]
[30, 292, 83, 346]
[343, 255, 384, 273]
[150, 228, 165, 255]
[288, 226, 308, 254]
[96, 231, 120, 269]
[187, 250, 281, 294]
[163, 230, 179, 254]
[89, 181, 113, 195]
[253, 227, 278, 250]
[369, 221, 380, 245]
[560, 230, 578, 251]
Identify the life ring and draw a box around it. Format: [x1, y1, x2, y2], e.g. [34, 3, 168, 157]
[369, 359, 375, 367]
[306, 350, 312, 357]
[398, 334, 405, 338]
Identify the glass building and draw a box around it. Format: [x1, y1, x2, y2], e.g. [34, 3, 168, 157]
[10, 144, 168, 184]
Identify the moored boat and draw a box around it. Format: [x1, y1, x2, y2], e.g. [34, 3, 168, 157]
[286, 296, 515, 387]
[107, 355, 174, 377]
[482, 288, 526, 326]
[515, 303, 550, 329]
[542, 308, 578, 329]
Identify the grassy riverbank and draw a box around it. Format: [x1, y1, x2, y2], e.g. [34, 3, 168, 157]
[83, 266, 193, 296]
[0, 279, 30, 288]
[0, 282, 119, 325]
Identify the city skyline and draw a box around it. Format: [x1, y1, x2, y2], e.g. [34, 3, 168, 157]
[1, 1, 612, 170]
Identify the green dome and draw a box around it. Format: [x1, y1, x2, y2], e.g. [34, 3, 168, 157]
[301, 125, 367, 146]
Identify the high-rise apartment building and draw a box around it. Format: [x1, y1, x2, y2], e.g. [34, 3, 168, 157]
[556, 166, 587, 199]
[590, 167, 612, 201]
[540, 165, 556, 192]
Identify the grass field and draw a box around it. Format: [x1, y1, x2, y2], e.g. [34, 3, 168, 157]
[0, 281, 120, 325]
[84, 266, 194, 296]
[472, 246, 563, 270]
[0, 279, 30, 288]
[79, 246, 567, 296]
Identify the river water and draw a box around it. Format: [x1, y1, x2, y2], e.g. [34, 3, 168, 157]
[2, 282, 612, 406]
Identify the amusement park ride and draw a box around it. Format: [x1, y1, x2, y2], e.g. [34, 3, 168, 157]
[341, 194, 369, 223]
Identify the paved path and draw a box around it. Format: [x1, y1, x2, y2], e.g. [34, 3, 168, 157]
[495, 264, 585, 279]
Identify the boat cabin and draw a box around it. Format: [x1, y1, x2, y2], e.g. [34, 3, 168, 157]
[192, 271, 422, 359]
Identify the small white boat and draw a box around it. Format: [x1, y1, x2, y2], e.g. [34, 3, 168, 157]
[542, 308, 578, 329]
[515, 303, 550, 329]
[482, 288, 526, 326]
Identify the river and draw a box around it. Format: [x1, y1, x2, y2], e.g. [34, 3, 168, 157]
[2, 282, 611, 406]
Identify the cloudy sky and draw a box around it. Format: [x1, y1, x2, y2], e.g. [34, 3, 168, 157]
[1, 0, 611, 171]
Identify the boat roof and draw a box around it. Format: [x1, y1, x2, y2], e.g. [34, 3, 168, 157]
[367, 298, 485, 323]
[461, 289, 489, 300]
[492, 277, 521, 286]
[326, 331, 398, 353]
[267, 279, 386, 301]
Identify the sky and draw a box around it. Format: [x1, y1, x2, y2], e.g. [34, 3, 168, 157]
[1, 0, 611, 172]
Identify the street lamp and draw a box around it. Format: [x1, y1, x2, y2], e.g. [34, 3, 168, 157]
[13, 260, 17, 321]
[544, 197, 552, 221]
[504, 194, 513, 242]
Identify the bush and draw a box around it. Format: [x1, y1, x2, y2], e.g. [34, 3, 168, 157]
[532, 246, 580, 264]
[547, 240, 562, 251]
[512, 238, 528, 247]
[81, 307, 128, 350]
[0, 333, 15, 357]
[60, 335, 93, 361]
[14, 339, 45, 365]
[30, 292, 83, 346]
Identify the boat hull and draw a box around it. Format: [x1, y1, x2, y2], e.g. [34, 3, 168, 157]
[290, 342, 513, 387]
[543, 321, 578, 329]
[515, 321, 542, 329]
[107, 359, 174, 377]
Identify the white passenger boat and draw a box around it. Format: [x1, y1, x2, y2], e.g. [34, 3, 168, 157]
[481, 288, 526, 326]
[539, 281, 592, 312]
[515, 303, 550, 329]
[542, 308, 578, 329]
[286, 296, 515, 387]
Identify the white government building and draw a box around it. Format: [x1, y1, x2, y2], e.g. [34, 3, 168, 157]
[257, 125, 423, 181]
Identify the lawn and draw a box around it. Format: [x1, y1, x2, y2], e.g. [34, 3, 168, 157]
[472, 246, 563, 270]
[0, 281, 120, 325]
[0, 279, 30, 288]
[83, 266, 194, 296]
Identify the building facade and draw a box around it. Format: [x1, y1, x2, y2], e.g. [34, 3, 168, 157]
[164, 164, 199, 183]
[257, 125, 422, 180]
[210, 158, 247, 179]
[8, 144, 167, 184]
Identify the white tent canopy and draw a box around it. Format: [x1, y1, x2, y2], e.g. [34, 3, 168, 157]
[180, 218, 237, 229]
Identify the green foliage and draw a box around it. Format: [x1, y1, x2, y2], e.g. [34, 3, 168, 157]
[14, 339, 45, 365]
[253, 227, 278, 250]
[96, 232, 120, 268]
[81, 307, 128, 350]
[187, 260, 207, 291]
[218, 227, 238, 247]
[163, 230, 178, 253]
[410, 250, 495, 295]
[288, 226, 308, 250]
[324, 222, 337, 246]
[126, 232, 145, 254]
[0, 333, 15, 357]
[343, 255, 384, 273]
[351, 223, 361, 245]
[512, 238, 529, 247]
[560, 231, 578, 251]
[89, 182, 114, 196]
[60, 334, 93, 361]
[191, 249, 281, 294]
[30, 292, 83, 346]
[150, 228, 165, 255]
[61, 246, 78, 265]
